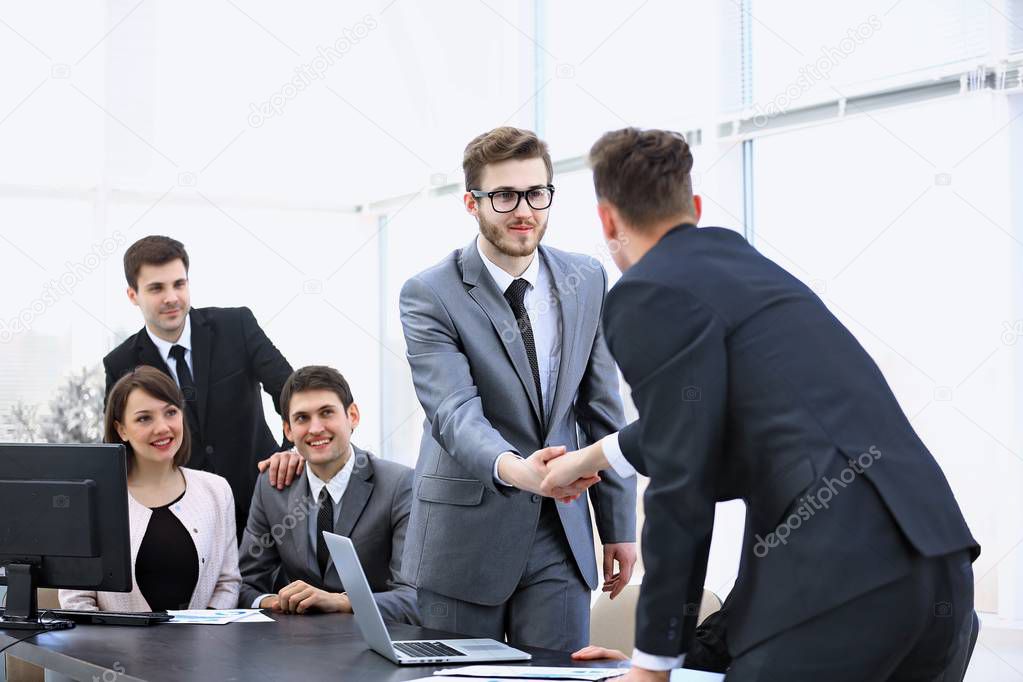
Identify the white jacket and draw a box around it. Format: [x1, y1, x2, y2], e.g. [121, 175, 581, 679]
[59, 468, 241, 611]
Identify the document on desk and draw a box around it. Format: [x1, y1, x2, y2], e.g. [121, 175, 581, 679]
[426, 668, 724, 681]
[431, 666, 627, 680]
[234, 611, 275, 623]
[423, 678, 615, 682]
[166, 609, 272, 624]
[668, 671, 724, 681]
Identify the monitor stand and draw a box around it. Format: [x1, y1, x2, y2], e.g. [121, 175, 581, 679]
[0, 563, 74, 630]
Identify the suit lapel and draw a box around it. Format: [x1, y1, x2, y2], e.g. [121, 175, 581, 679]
[542, 247, 581, 440]
[189, 309, 213, 436]
[286, 478, 313, 571]
[134, 330, 170, 381]
[461, 238, 545, 432]
[335, 449, 374, 538]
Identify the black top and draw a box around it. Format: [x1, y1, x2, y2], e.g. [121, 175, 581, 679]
[135, 490, 199, 611]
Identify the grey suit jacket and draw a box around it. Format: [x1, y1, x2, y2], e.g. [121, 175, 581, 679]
[399, 237, 637, 605]
[237, 447, 419, 624]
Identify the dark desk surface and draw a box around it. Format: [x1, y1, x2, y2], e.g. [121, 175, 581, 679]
[1, 613, 620, 681]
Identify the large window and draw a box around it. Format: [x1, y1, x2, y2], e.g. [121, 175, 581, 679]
[2, 1, 1021, 628]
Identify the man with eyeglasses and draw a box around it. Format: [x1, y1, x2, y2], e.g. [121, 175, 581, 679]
[398, 126, 637, 652]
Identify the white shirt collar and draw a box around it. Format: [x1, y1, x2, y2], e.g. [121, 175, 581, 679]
[305, 444, 356, 506]
[146, 313, 192, 362]
[476, 235, 541, 294]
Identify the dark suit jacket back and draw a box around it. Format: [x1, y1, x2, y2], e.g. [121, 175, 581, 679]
[608, 225, 978, 657]
[103, 306, 293, 534]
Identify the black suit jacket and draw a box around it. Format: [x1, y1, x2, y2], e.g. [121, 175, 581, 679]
[607, 225, 978, 657]
[103, 307, 293, 536]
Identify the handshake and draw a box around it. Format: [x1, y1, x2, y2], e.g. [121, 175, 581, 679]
[498, 443, 608, 502]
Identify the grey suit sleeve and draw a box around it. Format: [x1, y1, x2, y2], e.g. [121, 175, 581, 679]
[372, 468, 420, 625]
[575, 267, 637, 544]
[237, 477, 281, 608]
[399, 275, 518, 492]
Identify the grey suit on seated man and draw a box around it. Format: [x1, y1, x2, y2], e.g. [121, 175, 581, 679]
[238, 365, 418, 625]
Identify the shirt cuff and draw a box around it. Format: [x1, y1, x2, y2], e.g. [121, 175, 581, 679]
[631, 649, 685, 671]
[253, 593, 274, 608]
[601, 432, 636, 478]
[493, 452, 521, 487]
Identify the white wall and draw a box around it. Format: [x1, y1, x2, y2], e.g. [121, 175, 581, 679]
[1, 0, 1021, 617]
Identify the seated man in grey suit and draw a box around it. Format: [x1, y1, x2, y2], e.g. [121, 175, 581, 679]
[238, 365, 418, 624]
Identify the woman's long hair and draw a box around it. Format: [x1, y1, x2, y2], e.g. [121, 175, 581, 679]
[103, 365, 192, 473]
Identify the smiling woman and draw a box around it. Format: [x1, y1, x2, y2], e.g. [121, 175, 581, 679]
[104, 365, 192, 475]
[58, 366, 241, 613]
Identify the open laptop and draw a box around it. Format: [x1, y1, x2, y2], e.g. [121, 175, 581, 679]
[323, 532, 531, 665]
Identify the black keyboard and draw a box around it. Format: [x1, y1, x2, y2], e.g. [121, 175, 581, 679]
[32, 609, 171, 626]
[394, 641, 466, 658]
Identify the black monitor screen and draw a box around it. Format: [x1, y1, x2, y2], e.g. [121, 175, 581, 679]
[0, 443, 131, 593]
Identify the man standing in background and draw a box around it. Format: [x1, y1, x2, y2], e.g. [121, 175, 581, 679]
[104, 235, 294, 540]
[398, 127, 637, 652]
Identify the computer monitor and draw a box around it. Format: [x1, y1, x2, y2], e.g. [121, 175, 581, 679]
[0, 443, 132, 630]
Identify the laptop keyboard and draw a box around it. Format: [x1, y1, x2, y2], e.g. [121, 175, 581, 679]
[394, 641, 467, 658]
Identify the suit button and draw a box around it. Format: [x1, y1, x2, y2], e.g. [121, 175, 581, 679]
[205, 445, 214, 455]
[530, 494, 541, 503]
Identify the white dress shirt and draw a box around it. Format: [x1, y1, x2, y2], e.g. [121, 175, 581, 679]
[145, 314, 194, 384]
[477, 237, 562, 485]
[251, 445, 355, 608]
[601, 432, 636, 479]
[305, 447, 355, 550]
[476, 235, 561, 416]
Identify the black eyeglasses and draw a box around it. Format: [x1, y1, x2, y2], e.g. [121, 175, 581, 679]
[470, 185, 555, 213]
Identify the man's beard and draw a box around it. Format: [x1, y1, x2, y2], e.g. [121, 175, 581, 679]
[150, 305, 189, 334]
[477, 213, 548, 258]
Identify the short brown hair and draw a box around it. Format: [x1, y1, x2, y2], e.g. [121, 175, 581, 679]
[463, 126, 553, 191]
[589, 127, 695, 229]
[104, 366, 192, 473]
[280, 365, 355, 423]
[123, 235, 189, 290]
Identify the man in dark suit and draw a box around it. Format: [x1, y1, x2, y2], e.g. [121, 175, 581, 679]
[238, 366, 418, 625]
[543, 128, 979, 681]
[104, 235, 294, 539]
